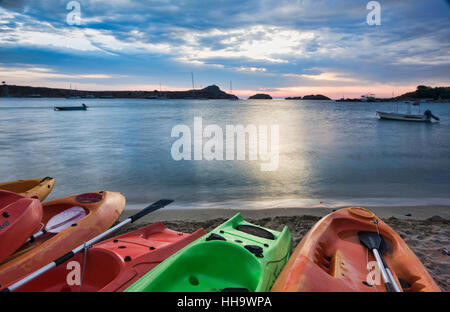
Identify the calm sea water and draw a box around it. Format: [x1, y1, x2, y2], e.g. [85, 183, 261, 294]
[1, 98, 449, 209]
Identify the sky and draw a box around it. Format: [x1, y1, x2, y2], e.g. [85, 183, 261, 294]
[0, 0, 449, 99]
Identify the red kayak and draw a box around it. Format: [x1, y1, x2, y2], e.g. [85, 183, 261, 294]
[13, 222, 206, 292]
[0, 191, 43, 263]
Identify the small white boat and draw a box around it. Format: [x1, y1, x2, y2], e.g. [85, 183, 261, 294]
[376, 101, 440, 122]
[376, 111, 438, 122]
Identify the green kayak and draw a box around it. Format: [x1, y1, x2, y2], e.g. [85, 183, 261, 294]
[125, 213, 292, 292]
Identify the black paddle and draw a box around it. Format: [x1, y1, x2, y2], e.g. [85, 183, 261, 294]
[358, 231, 395, 292]
[379, 237, 401, 292]
[1, 199, 173, 292]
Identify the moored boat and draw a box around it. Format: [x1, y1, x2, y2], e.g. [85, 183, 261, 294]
[54, 104, 87, 111]
[126, 213, 292, 292]
[271, 207, 441, 292]
[376, 110, 439, 122]
[0, 191, 125, 287]
[376, 101, 439, 122]
[0, 191, 43, 263]
[11, 222, 207, 292]
[0, 177, 55, 201]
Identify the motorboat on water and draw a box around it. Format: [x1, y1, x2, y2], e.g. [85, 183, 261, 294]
[376, 110, 439, 122]
[376, 101, 439, 122]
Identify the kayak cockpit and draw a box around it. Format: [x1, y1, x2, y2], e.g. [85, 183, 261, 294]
[296, 209, 430, 292]
[16, 248, 123, 292]
[139, 241, 262, 292]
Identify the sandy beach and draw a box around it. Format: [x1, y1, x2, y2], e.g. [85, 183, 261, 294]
[116, 205, 450, 292]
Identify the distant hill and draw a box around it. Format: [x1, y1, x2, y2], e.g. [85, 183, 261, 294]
[248, 93, 272, 99]
[285, 94, 330, 100]
[336, 86, 450, 102]
[302, 94, 331, 100]
[396, 85, 450, 100]
[0, 84, 238, 100]
[165, 85, 238, 99]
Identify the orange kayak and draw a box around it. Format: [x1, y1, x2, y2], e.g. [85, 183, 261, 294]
[0, 191, 43, 263]
[12, 222, 207, 292]
[0, 191, 125, 287]
[271, 207, 441, 292]
[0, 177, 55, 201]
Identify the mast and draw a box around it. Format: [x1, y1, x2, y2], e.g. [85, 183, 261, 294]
[191, 72, 195, 98]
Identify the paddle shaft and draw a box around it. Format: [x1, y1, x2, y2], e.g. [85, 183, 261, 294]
[1, 199, 173, 292]
[380, 255, 401, 292]
[378, 237, 402, 292]
[386, 267, 401, 292]
[26, 230, 47, 243]
[372, 248, 395, 292]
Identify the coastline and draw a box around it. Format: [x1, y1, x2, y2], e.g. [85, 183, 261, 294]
[119, 205, 450, 222]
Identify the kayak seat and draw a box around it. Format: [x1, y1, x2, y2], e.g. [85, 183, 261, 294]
[236, 225, 275, 240]
[138, 241, 262, 291]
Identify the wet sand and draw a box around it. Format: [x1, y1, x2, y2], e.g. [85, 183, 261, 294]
[116, 206, 450, 291]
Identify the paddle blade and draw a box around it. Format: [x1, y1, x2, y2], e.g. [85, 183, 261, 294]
[358, 231, 382, 250]
[45, 206, 87, 233]
[129, 199, 173, 223]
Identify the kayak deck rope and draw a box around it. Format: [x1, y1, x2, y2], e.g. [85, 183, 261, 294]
[371, 219, 380, 236]
[78, 243, 90, 292]
[366, 219, 381, 292]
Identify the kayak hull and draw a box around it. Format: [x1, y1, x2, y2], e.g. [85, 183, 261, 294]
[271, 207, 441, 292]
[0, 177, 55, 201]
[0, 191, 125, 286]
[0, 191, 43, 263]
[11, 222, 207, 292]
[126, 213, 292, 292]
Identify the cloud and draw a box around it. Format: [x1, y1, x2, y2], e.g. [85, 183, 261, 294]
[236, 66, 267, 72]
[170, 25, 316, 64]
[0, 0, 24, 9]
[0, 0, 448, 96]
[0, 64, 124, 80]
[286, 71, 361, 83]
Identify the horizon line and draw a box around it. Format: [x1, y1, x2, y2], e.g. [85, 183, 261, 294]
[3, 82, 446, 100]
